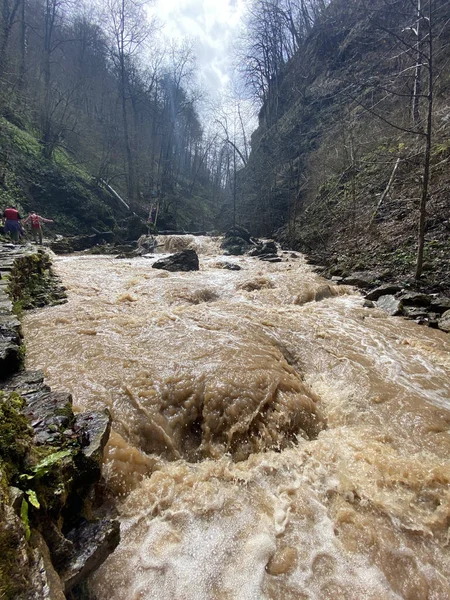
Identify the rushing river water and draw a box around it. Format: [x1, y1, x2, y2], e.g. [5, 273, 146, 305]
[24, 236, 450, 599]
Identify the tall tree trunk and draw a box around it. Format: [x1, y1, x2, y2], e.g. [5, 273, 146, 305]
[411, 0, 423, 126]
[18, 0, 27, 99]
[119, 47, 135, 202]
[415, 0, 433, 279]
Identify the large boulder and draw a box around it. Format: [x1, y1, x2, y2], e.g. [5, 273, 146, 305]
[376, 295, 403, 316]
[152, 248, 199, 272]
[224, 225, 251, 242]
[396, 291, 432, 307]
[342, 271, 382, 288]
[221, 226, 253, 255]
[248, 240, 278, 258]
[365, 284, 402, 301]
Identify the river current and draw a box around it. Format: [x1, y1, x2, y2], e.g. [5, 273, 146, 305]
[23, 236, 450, 599]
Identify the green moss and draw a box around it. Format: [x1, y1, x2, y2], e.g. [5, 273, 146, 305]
[8, 251, 65, 310]
[0, 516, 30, 599]
[0, 393, 33, 484]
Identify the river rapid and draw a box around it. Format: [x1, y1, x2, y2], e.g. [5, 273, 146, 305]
[23, 236, 450, 600]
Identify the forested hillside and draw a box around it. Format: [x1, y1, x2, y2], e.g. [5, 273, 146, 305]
[238, 0, 450, 290]
[0, 0, 239, 234]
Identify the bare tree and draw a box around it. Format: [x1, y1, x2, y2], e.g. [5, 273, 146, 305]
[104, 0, 151, 203]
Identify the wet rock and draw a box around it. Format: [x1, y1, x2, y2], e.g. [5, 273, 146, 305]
[215, 261, 242, 271]
[0, 314, 22, 380]
[259, 256, 282, 263]
[221, 236, 248, 255]
[4, 369, 48, 394]
[22, 391, 74, 446]
[50, 232, 114, 254]
[403, 306, 430, 320]
[0, 296, 13, 314]
[224, 225, 251, 243]
[74, 409, 112, 485]
[221, 227, 253, 255]
[342, 271, 382, 288]
[137, 234, 158, 253]
[331, 276, 343, 282]
[152, 248, 199, 272]
[365, 284, 402, 301]
[329, 265, 344, 276]
[363, 299, 375, 308]
[31, 531, 67, 600]
[8, 486, 24, 513]
[396, 291, 432, 307]
[249, 241, 278, 257]
[376, 295, 403, 316]
[438, 310, 450, 333]
[61, 519, 120, 593]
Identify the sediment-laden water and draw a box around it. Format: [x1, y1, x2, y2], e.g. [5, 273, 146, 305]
[24, 236, 450, 599]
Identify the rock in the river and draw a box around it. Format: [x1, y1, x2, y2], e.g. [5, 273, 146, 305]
[403, 306, 430, 321]
[248, 241, 278, 257]
[152, 248, 199, 272]
[61, 519, 120, 593]
[221, 236, 248, 255]
[224, 225, 252, 242]
[438, 310, 450, 333]
[221, 226, 253, 255]
[376, 294, 403, 316]
[259, 256, 282, 263]
[137, 234, 158, 253]
[74, 409, 112, 485]
[215, 261, 242, 271]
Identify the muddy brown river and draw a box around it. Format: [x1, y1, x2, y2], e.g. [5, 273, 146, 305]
[24, 236, 450, 599]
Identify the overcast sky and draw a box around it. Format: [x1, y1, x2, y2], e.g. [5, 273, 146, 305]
[151, 0, 247, 95]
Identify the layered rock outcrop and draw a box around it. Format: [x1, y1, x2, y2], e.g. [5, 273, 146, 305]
[0, 244, 119, 600]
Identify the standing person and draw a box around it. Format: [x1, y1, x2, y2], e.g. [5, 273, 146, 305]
[2, 206, 22, 243]
[23, 211, 54, 245]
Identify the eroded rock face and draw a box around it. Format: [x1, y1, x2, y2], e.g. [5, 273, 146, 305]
[0, 246, 119, 599]
[152, 248, 200, 272]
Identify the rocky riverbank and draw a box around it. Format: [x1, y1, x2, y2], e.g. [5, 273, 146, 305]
[0, 243, 119, 600]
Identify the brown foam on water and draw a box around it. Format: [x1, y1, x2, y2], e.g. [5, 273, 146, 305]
[23, 249, 450, 599]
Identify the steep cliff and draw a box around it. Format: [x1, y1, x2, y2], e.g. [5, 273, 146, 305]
[241, 0, 450, 293]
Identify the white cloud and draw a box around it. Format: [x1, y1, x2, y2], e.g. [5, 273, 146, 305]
[150, 0, 247, 93]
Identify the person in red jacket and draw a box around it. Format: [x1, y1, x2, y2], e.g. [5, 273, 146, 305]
[23, 211, 54, 245]
[2, 206, 23, 242]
